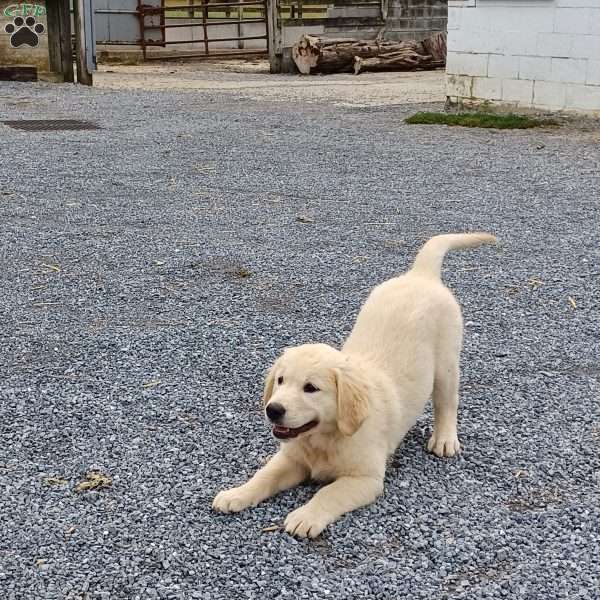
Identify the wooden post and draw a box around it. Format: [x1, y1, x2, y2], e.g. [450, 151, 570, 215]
[58, 0, 74, 82]
[267, 0, 282, 73]
[74, 0, 93, 85]
[202, 1, 209, 56]
[237, 2, 244, 50]
[46, 0, 74, 82]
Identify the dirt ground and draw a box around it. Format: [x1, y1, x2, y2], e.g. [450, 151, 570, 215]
[94, 59, 447, 106]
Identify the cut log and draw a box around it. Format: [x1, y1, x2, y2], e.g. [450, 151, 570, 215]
[292, 32, 447, 75]
[292, 35, 396, 74]
[421, 31, 447, 63]
[354, 49, 444, 75]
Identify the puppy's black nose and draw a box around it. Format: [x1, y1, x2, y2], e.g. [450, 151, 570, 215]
[266, 402, 286, 423]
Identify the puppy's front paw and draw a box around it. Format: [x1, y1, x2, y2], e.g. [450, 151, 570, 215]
[284, 504, 329, 539]
[212, 486, 257, 513]
[427, 431, 461, 457]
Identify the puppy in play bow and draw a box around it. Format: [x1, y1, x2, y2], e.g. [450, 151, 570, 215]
[213, 233, 497, 538]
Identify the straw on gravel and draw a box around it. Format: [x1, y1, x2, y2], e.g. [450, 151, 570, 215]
[0, 81, 598, 600]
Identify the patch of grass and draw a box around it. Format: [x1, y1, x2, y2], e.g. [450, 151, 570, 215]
[405, 111, 557, 129]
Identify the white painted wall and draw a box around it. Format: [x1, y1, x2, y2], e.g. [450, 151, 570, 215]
[446, 0, 600, 114]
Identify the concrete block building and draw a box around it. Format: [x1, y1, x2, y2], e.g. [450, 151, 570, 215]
[446, 1, 600, 115]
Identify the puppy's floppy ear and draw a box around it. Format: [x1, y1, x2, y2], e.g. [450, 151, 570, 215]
[261, 360, 278, 406]
[334, 364, 370, 436]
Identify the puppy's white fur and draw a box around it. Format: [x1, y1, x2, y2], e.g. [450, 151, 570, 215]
[213, 233, 496, 538]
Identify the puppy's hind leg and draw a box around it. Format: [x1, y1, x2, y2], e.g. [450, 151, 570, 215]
[428, 353, 461, 458]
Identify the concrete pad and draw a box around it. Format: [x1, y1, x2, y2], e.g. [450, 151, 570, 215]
[94, 60, 447, 106]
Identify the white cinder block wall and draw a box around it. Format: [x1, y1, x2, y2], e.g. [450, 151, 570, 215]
[446, 0, 600, 114]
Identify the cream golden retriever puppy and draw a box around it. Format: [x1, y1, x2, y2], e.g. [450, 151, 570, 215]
[213, 232, 496, 538]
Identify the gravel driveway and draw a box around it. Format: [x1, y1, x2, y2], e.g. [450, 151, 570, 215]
[0, 76, 598, 600]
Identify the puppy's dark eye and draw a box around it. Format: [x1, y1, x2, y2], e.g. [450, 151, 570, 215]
[277, 376, 284, 385]
[303, 383, 319, 394]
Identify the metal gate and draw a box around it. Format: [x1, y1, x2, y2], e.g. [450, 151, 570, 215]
[93, 0, 163, 47]
[92, 0, 268, 59]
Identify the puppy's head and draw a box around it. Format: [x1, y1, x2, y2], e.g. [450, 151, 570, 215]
[262, 344, 370, 441]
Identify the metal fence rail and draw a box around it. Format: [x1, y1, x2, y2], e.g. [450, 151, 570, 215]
[140, 0, 269, 58]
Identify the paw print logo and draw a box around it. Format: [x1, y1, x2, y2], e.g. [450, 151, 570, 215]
[5, 16, 45, 48]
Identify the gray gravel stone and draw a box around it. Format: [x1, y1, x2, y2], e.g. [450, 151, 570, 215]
[0, 80, 598, 600]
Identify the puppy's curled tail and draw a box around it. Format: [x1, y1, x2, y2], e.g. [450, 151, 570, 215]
[410, 232, 497, 280]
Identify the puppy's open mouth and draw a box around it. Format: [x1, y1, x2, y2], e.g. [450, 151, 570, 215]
[272, 420, 318, 440]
